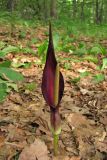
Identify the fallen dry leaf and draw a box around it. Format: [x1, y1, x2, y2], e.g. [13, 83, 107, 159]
[69, 157, 81, 160]
[53, 156, 69, 160]
[0, 25, 107, 160]
[53, 156, 81, 160]
[0, 144, 16, 160]
[19, 138, 49, 160]
[66, 113, 89, 129]
[0, 135, 5, 147]
[9, 93, 23, 104]
[95, 141, 107, 153]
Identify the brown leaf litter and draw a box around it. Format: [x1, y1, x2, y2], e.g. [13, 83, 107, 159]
[0, 25, 107, 160]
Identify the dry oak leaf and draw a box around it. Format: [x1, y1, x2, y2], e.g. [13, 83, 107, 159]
[19, 138, 49, 160]
[66, 113, 89, 129]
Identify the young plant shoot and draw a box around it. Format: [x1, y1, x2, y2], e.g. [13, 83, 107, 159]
[41, 23, 64, 155]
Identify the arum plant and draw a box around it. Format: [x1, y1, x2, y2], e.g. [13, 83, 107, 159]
[41, 23, 64, 155]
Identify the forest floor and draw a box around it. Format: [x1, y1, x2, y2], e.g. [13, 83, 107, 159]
[0, 24, 107, 160]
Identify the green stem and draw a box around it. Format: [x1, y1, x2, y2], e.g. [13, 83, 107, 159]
[53, 133, 59, 156]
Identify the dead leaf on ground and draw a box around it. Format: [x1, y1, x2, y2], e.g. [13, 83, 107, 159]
[53, 156, 81, 160]
[66, 113, 101, 159]
[0, 135, 5, 147]
[0, 144, 16, 160]
[95, 141, 107, 153]
[9, 93, 23, 104]
[66, 113, 90, 129]
[53, 156, 69, 160]
[69, 157, 81, 160]
[6, 124, 26, 142]
[19, 138, 49, 160]
[20, 67, 40, 77]
[80, 88, 93, 95]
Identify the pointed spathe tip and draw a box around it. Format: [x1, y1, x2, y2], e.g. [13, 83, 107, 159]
[49, 21, 52, 44]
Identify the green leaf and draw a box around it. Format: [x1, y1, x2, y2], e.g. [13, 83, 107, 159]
[70, 77, 80, 84]
[84, 55, 98, 63]
[0, 67, 24, 82]
[19, 31, 26, 39]
[0, 46, 19, 57]
[0, 41, 5, 49]
[90, 46, 101, 54]
[90, 45, 106, 55]
[64, 63, 71, 70]
[31, 38, 38, 44]
[20, 47, 35, 54]
[80, 71, 90, 78]
[93, 74, 105, 83]
[38, 40, 48, 56]
[78, 42, 86, 49]
[6, 82, 18, 92]
[0, 79, 18, 92]
[24, 82, 37, 91]
[38, 40, 48, 63]
[75, 47, 87, 56]
[0, 83, 7, 102]
[0, 61, 11, 67]
[101, 58, 107, 70]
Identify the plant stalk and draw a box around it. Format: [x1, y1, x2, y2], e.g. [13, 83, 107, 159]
[53, 133, 59, 156]
[53, 63, 60, 156]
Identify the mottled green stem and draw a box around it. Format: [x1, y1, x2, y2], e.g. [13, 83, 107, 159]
[50, 109, 61, 156]
[53, 133, 59, 156]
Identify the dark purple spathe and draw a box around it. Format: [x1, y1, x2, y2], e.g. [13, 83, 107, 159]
[41, 23, 64, 108]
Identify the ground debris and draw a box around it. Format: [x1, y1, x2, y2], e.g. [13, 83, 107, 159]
[19, 138, 49, 160]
